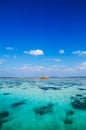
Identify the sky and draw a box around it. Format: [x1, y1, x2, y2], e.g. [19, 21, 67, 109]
[0, 0, 86, 77]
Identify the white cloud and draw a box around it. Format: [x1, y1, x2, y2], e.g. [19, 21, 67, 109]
[80, 62, 86, 66]
[19, 64, 45, 72]
[29, 49, 44, 55]
[1, 61, 86, 77]
[59, 49, 64, 54]
[73, 50, 86, 55]
[53, 65, 65, 68]
[24, 49, 44, 55]
[62, 61, 86, 76]
[19, 64, 34, 72]
[76, 62, 86, 70]
[54, 59, 61, 62]
[6, 47, 13, 50]
[0, 64, 77, 77]
[18, 64, 66, 77]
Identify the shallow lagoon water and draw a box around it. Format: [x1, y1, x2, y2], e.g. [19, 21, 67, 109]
[0, 78, 86, 130]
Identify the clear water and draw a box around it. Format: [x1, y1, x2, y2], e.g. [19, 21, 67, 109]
[0, 78, 86, 130]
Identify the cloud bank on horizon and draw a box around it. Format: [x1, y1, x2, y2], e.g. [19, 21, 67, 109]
[73, 51, 86, 55]
[0, 46, 86, 77]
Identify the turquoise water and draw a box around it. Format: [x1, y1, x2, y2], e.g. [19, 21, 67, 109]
[0, 78, 86, 130]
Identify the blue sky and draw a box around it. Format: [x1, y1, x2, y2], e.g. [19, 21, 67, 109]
[0, 0, 86, 77]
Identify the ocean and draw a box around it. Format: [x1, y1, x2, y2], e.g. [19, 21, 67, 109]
[0, 78, 86, 130]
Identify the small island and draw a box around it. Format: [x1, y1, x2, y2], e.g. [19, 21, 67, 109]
[40, 76, 48, 80]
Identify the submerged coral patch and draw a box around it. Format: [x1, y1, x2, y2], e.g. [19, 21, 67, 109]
[64, 118, 73, 124]
[34, 103, 54, 116]
[71, 96, 86, 110]
[0, 111, 9, 120]
[77, 88, 86, 91]
[66, 110, 74, 116]
[11, 101, 25, 108]
[76, 94, 83, 97]
[3, 93, 10, 95]
[39, 86, 61, 91]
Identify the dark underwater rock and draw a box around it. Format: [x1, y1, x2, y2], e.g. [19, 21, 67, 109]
[11, 101, 25, 108]
[0, 118, 8, 124]
[0, 117, 12, 129]
[71, 97, 86, 110]
[39, 86, 61, 91]
[64, 87, 68, 88]
[34, 103, 54, 116]
[61, 82, 82, 88]
[70, 96, 75, 100]
[16, 82, 21, 85]
[8, 85, 13, 88]
[0, 111, 9, 119]
[66, 110, 74, 116]
[77, 88, 86, 91]
[64, 119, 73, 124]
[3, 93, 10, 95]
[76, 94, 83, 97]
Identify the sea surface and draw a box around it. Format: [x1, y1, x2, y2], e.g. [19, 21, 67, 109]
[0, 78, 86, 130]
